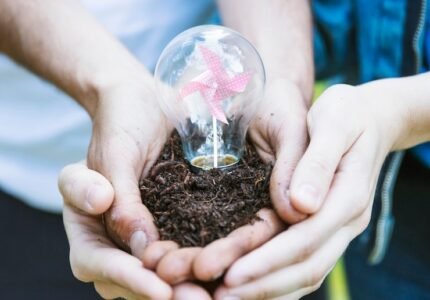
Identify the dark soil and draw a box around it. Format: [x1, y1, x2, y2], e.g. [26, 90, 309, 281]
[140, 133, 272, 247]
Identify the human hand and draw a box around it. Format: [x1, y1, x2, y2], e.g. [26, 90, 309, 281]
[60, 161, 234, 299]
[214, 83, 409, 299]
[87, 76, 173, 259]
[249, 78, 309, 223]
[59, 162, 172, 299]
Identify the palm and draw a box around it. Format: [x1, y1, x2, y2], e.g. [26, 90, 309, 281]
[63, 203, 169, 299]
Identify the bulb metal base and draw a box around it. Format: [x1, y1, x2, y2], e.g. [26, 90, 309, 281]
[190, 154, 239, 172]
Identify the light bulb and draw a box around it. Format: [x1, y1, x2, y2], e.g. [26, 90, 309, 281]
[155, 25, 265, 171]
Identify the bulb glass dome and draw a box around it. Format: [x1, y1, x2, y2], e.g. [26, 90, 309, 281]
[155, 25, 265, 170]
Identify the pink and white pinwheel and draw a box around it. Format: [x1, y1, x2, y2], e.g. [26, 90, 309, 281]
[179, 46, 252, 124]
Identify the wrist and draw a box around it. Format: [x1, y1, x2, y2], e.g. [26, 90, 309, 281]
[80, 63, 154, 119]
[265, 75, 313, 109]
[263, 59, 314, 107]
[357, 76, 430, 151]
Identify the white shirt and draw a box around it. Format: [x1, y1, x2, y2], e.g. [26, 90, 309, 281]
[0, 0, 216, 212]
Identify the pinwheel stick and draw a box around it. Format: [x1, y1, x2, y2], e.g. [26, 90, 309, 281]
[179, 46, 253, 169]
[212, 116, 218, 168]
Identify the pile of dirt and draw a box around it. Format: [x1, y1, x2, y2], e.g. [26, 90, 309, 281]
[140, 133, 272, 247]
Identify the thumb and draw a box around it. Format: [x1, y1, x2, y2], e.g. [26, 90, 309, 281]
[104, 167, 159, 260]
[270, 137, 308, 224]
[59, 161, 114, 215]
[290, 109, 357, 214]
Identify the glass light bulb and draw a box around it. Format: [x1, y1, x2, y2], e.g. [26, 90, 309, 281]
[155, 25, 265, 170]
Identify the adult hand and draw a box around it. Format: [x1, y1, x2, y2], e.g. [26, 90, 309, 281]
[214, 83, 407, 299]
[249, 78, 309, 223]
[59, 162, 172, 299]
[87, 78, 173, 259]
[60, 161, 223, 299]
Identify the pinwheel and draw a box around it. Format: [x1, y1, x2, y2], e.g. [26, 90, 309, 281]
[179, 45, 252, 124]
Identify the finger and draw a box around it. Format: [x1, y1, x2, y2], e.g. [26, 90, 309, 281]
[104, 165, 160, 258]
[143, 241, 180, 270]
[219, 229, 349, 300]
[157, 247, 202, 284]
[64, 206, 172, 299]
[225, 133, 380, 287]
[289, 102, 361, 214]
[88, 137, 160, 256]
[59, 161, 114, 215]
[173, 282, 212, 300]
[94, 281, 148, 300]
[193, 208, 285, 281]
[82, 243, 171, 298]
[270, 129, 308, 224]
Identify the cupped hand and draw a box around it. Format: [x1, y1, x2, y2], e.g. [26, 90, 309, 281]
[60, 161, 223, 299]
[87, 77, 173, 259]
[59, 162, 172, 299]
[213, 83, 404, 299]
[249, 78, 310, 223]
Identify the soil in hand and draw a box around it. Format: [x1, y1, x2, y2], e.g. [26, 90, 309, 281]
[140, 133, 272, 247]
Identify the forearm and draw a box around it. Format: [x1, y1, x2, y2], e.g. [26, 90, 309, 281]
[0, 0, 152, 117]
[217, 0, 314, 103]
[358, 72, 430, 150]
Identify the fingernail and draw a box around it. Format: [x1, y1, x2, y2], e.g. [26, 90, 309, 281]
[297, 184, 320, 210]
[130, 231, 148, 258]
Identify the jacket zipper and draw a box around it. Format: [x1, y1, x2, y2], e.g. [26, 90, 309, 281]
[368, 152, 404, 264]
[368, 0, 427, 265]
[413, 0, 428, 72]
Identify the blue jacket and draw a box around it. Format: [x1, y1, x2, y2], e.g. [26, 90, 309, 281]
[314, 0, 427, 82]
[313, 0, 428, 264]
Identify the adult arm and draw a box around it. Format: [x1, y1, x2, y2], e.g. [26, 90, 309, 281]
[0, 0, 150, 116]
[217, 0, 314, 96]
